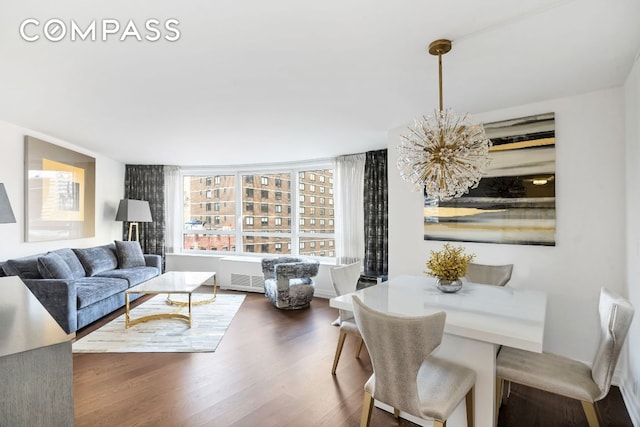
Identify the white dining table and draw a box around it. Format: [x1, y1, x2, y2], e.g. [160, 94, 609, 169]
[329, 275, 547, 427]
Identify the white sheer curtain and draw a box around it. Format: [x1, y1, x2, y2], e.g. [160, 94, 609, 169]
[333, 153, 366, 265]
[164, 165, 181, 254]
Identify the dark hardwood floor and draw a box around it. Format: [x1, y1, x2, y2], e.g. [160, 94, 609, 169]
[73, 292, 633, 427]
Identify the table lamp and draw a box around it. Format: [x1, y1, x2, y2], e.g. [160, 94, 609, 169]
[115, 199, 152, 241]
[0, 183, 16, 224]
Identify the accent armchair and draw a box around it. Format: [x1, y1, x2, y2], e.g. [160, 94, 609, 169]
[261, 257, 319, 310]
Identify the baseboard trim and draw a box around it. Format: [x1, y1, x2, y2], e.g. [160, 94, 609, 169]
[620, 377, 640, 427]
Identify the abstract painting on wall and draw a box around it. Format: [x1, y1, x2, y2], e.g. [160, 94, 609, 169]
[25, 136, 96, 242]
[424, 112, 556, 246]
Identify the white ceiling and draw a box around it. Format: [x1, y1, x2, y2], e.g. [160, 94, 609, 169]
[1, 0, 639, 166]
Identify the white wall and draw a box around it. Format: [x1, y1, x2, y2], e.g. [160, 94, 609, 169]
[0, 120, 125, 261]
[624, 54, 640, 425]
[388, 88, 627, 366]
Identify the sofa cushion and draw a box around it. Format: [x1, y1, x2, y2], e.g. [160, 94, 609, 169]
[96, 267, 159, 287]
[75, 277, 129, 308]
[3, 255, 43, 279]
[114, 240, 146, 269]
[51, 248, 86, 279]
[73, 245, 118, 276]
[37, 252, 75, 280]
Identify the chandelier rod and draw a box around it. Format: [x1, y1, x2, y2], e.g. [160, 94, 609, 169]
[428, 39, 452, 113]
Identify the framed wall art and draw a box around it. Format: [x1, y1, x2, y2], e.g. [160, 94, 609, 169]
[423, 112, 556, 246]
[25, 136, 96, 242]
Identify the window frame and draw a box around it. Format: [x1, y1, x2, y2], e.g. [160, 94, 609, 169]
[180, 161, 335, 260]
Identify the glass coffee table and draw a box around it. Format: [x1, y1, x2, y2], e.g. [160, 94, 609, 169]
[125, 271, 216, 328]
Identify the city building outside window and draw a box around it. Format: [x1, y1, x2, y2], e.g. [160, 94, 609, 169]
[182, 167, 334, 257]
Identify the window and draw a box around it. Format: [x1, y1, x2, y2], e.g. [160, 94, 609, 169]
[182, 168, 333, 256]
[319, 186, 325, 194]
[206, 177, 212, 185]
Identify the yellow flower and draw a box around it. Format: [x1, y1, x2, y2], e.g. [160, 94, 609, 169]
[425, 243, 475, 281]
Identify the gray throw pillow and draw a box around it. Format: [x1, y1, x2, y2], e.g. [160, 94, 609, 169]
[73, 245, 119, 276]
[114, 240, 146, 269]
[37, 252, 75, 280]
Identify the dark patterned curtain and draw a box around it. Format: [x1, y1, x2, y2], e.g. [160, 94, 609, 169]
[124, 165, 165, 267]
[364, 149, 388, 277]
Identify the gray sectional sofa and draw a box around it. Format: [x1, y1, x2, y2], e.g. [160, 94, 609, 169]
[0, 242, 161, 333]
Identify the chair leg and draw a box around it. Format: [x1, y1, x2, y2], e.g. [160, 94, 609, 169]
[393, 408, 399, 418]
[466, 386, 474, 427]
[495, 377, 502, 419]
[355, 337, 364, 358]
[502, 380, 511, 404]
[360, 391, 374, 427]
[331, 331, 347, 375]
[581, 401, 601, 427]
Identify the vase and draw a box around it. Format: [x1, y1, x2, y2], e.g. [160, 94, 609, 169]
[436, 278, 463, 293]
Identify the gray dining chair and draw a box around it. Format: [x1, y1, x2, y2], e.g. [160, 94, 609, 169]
[496, 287, 634, 427]
[465, 262, 513, 286]
[352, 295, 476, 427]
[330, 262, 365, 375]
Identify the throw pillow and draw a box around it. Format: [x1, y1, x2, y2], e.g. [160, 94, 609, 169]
[73, 245, 119, 276]
[37, 252, 75, 280]
[114, 240, 146, 269]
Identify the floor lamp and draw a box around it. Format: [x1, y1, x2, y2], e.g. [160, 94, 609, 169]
[115, 199, 152, 241]
[0, 183, 16, 224]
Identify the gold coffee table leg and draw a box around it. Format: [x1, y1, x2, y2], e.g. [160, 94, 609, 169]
[125, 293, 131, 328]
[166, 276, 218, 306]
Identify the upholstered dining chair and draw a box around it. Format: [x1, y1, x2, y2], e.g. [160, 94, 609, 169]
[330, 262, 364, 375]
[496, 288, 634, 427]
[352, 295, 476, 427]
[464, 263, 513, 286]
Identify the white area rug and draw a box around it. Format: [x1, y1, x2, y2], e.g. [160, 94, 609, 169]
[72, 293, 245, 353]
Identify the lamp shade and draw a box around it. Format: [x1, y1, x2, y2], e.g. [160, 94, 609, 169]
[115, 199, 152, 222]
[0, 183, 16, 224]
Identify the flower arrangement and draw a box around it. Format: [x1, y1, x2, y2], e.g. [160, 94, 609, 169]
[425, 243, 475, 282]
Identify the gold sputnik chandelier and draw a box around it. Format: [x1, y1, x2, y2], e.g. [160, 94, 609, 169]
[397, 39, 492, 201]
